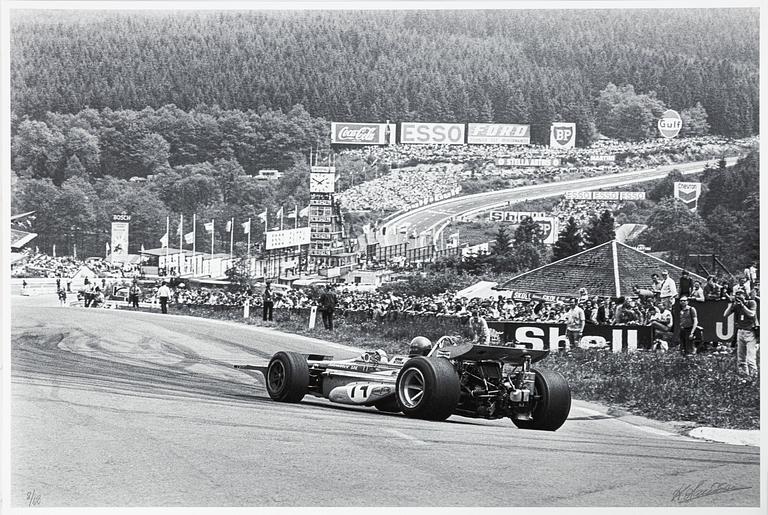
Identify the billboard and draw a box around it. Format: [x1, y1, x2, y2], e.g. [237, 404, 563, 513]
[331, 122, 395, 145]
[550, 122, 576, 149]
[110, 214, 130, 256]
[536, 217, 559, 245]
[467, 123, 530, 145]
[487, 321, 650, 352]
[589, 154, 616, 163]
[488, 211, 549, 223]
[565, 191, 646, 201]
[674, 182, 702, 211]
[495, 157, 561, 167]
[265, 227, 311, 250]
[658, 110, 682, 139]
[399, 122, 465, 145]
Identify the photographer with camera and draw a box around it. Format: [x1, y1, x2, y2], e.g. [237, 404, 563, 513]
[723, 288, 758, 377]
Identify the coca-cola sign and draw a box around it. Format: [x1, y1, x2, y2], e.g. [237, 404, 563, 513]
[331, 122, 394, 145]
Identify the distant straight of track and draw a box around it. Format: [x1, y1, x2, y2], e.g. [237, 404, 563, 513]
[381, 156, 739, 246]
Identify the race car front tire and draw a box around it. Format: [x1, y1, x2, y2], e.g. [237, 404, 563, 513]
[265, 351, 310, 403]
[512, 368, 571, 431]
[396, 356, 460, 421]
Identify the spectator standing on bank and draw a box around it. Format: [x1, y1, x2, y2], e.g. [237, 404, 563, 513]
[21, 279, 27, 293]
[679, 270, 693, 298]
[565, 298, 585, 349]
[677, 296, 698, 355]
[58, 288, 67, 305]
[596, 298, 609, 324]
[469, 309, 491, 345]
[319, 285, 337, 330]
[91, 287, 105, 308]
[703, 275, 721, 300]
[56, 274, 61, 291]
[262, 282, 274, 321]
[744, 261, 757, 291]
[659, 270, 678, 309]
[128, 280, 141, 309]
[723, 288, 758, 376]
[690, 280, 706, 302]
[157, 281, 172, 314]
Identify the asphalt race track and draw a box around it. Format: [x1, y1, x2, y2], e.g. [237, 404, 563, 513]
[10, 295, 760, 507]
[382, 157, 740, 243]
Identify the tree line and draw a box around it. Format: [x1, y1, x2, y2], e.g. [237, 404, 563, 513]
[11, 9, 759, 144]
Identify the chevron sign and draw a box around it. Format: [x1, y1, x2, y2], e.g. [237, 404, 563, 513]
[674, 182, 702, 211]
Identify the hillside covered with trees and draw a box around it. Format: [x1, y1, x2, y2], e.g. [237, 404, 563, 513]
[11, 9, 759, 144]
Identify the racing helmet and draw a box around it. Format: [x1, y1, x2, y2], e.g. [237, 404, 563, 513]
[408, 336, 432, 357]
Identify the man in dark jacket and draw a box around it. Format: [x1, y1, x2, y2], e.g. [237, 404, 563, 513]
[319, 284, 337, 330]
[262, 282, 274, 321]
[679, 270, 693, 298]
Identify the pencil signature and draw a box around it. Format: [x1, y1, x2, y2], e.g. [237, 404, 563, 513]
[671, 480, 750, 503]
[25, 489, 41, 507]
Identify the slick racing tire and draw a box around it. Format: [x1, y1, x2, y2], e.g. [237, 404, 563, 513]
[374, 396, 402, 413]
[512, 368, 571, 431]
[396, 356, 460, 421]
[265, 351, 310, 403]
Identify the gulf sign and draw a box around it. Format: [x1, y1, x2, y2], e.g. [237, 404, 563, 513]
[658, 110, 682, 139]
[467, 123, 530, 145]
[399, 122, 465, 145]
[331, 122, 395, 145]
[550, 122, 576, 149]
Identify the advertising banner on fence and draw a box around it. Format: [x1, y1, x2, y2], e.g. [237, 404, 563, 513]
[674, 182, 702, 211]
[488, 211, 549, 223]
[589, 154, 617, 163]
[550, 122, 576, 149]
[487, 321, 651, 352]
[673, 300, 734, 343]
[495, 157, 561, 167]
[265, 227, 311, 250]
[467, 123, 530, 145]
[331, 122, 395, 145]
[564, 191, 646, 200]
[110, 214, 131, 256]
[399, 122, 465, 145]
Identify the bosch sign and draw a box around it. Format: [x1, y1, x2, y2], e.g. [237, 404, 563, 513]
[112, 213, 131, 222]
[331, 122, 395, 145]
[399, 123, 465, 145]
[658, 110, 682, 139]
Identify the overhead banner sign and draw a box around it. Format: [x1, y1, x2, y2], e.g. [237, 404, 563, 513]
[331, 122, 395, 145]
[110, 214, 130, 256]
[266, 227, 311, 250]
[488, 211, 549, 223]
[565, 191, 646, 200]
[467, 123, 530, 145]
[495, 157, 561, 167]
[399, 122, 465, 145]
[674, 182, 702, 211]
[550, 122, 576, 149]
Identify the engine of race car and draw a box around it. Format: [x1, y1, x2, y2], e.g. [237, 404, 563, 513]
[454, 361, 536, 420]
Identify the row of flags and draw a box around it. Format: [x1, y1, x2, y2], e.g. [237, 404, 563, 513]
[159, 206, 311, 248]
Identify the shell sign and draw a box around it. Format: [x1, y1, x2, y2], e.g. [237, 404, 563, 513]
[658, 109, 682, 139]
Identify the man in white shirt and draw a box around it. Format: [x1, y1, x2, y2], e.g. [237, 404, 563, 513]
[659, 269, 678, 309]
[157, 281, 172, 314]
[565, 298, 585, 350]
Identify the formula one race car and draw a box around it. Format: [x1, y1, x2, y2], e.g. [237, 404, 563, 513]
[235, 336, 571, 431]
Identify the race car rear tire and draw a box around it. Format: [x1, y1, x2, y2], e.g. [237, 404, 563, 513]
[265, 351, 309, 403]
[374, 396, 401, 413]
[512, 368, 571, 431]
[396, 356, 460, 421]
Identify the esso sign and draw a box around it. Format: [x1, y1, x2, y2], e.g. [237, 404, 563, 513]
[400, 123, 465, 145]
[658, 109, 682, 138]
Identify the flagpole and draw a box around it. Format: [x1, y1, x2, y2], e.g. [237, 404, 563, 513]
[247, 218, 252, 275]
[192, 213, 197, 276]
[229, 217, 234, 268]
[179, 214, 183, 276]
[211, 219, 214, 259]
[165, 215, 169, 275]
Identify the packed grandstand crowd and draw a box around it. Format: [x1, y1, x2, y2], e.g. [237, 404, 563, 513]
[337, 136, 758, 213]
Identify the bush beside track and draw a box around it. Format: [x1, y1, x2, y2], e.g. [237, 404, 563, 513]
[120, 303, 760, 430]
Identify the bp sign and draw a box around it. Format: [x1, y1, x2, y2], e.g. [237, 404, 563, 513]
[658, 109, 682, 139]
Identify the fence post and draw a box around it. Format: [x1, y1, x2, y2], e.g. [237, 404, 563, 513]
[243, 298, 250, 318]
